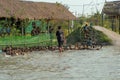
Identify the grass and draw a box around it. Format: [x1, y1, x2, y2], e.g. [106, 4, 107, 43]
[0, 33, 57, 49]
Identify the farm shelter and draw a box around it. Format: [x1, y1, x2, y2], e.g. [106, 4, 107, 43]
[0, 0, 76, 19]
[0, 0, 76, 48]
[102, 1, 120, 34]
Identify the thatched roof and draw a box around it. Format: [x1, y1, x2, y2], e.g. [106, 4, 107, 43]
[0, 0, 76, 20]
[102, 1, 120, 16]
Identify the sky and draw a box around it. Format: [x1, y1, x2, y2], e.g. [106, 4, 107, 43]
[24, 0, 118, 16]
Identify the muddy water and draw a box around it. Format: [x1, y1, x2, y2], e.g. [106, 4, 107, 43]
[0, 46, 120, 80]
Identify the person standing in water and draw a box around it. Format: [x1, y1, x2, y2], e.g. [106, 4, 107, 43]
[56, 26, 64, 52]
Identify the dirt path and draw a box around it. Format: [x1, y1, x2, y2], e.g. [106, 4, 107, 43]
[94, 26, 120, 46]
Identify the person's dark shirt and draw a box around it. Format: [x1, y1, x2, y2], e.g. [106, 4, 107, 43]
[56, 30, 63, 41]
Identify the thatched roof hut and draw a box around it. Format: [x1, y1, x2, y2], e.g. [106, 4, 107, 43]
[102, 1, 120, 16]
[0, 0, 76, 20]
[102, 1, 120, 34]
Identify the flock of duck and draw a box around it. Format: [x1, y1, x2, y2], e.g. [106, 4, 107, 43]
[2, 43, 102, 56]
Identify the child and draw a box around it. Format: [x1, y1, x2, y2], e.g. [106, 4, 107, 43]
[56, 26, 64, 52]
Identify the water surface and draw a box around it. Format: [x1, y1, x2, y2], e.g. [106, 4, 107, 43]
[0, 46, 120, 80]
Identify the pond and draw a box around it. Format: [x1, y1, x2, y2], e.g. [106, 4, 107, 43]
[0, 46, 120, 80]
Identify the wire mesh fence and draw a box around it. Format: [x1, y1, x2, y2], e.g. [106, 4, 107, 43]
[0, 33, 57, 49]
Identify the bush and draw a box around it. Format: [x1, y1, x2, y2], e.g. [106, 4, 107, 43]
[66, 27, 112, 45]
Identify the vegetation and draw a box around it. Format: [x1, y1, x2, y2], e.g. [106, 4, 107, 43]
[0, 12, 115, 49]
[66, 27, 112, 45]
[0, 33, 57, 49]
[80, 12, 120, 34]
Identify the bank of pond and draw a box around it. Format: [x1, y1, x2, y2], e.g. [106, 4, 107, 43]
[0, 27, 112, 56]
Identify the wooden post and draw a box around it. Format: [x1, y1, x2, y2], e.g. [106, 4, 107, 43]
[46, 19, 52, 46]
[111, 16, 114, 31]
[114, 16, 116, 32]
[46, 19, 50, 33]
[119, 16, 120, 34]
[21, 19, 25, 36]
[82, 4, 84, 16]
[101, 13, 104, 27]
[68, 20, 70, 34]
